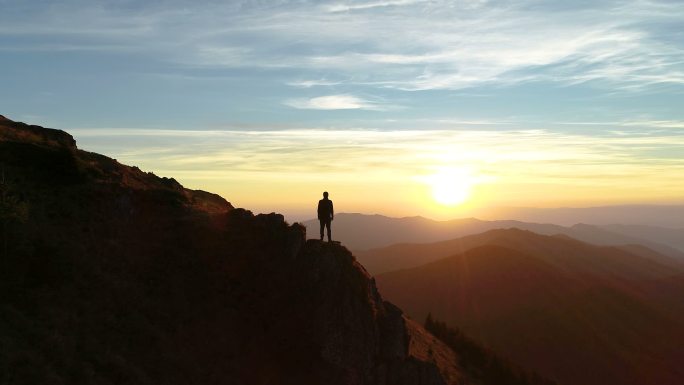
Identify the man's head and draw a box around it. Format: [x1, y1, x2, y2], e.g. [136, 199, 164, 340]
[323, 191, 329, 199]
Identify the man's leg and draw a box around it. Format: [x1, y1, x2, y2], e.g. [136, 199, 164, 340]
[319, 220, 324, 240]
[326, 219, 332, 242]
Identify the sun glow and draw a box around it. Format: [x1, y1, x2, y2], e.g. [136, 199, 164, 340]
[425, 167, 477, 206]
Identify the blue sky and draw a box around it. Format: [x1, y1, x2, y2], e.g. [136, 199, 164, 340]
[2, 0, 683, 219]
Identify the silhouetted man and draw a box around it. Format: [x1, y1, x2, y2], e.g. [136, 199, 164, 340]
[318, 191, 334, 242]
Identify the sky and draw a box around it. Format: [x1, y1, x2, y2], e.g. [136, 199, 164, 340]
[2, 0, 683, 221]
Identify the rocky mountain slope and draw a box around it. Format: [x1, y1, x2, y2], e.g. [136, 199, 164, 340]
[0, 115, 458, 385]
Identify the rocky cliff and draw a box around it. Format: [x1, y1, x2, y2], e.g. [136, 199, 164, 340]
[0, 116, 457, 384]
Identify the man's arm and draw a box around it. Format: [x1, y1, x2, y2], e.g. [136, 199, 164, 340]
[330, 201, 334, 220]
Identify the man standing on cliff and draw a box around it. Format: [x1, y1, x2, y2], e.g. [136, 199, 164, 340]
[318, 191, 334, 242]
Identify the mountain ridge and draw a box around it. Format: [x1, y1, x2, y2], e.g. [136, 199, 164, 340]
[357, 227, 684, 275]
[0, 115, 457, 384]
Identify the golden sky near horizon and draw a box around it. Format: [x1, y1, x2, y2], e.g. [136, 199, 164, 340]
[71, 127, 684, 221]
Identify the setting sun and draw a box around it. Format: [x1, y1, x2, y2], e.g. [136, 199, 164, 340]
[425, 167, 476, 206]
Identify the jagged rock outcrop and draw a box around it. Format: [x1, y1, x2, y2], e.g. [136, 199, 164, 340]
[292, 240, 446, 385]
[0, 115, 454, 385]
[0, 115, 76, 148]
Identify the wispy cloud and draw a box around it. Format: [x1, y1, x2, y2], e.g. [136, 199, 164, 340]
[70, 125, 684, 176]
[284, 94, 387, 110]
[620, 120, 684, 129]
[286, 79, 343, 88]
[325, 0, 428, 13]
[2, 0, 683, 92]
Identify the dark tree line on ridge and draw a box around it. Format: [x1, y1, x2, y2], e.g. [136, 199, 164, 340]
[425, 314, 560, 385]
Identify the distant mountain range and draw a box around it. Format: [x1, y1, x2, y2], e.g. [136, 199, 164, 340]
[374, 229, 684, 385]
[477, 205, 684, 228]
[357, 228, 684, 276]
[599, 224, 684, 252]
[302, 213, 684, 259]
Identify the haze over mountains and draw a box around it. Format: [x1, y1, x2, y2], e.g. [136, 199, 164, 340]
[599, 224, 684, 253]
[302, 213, 684, 259]
[373, 229, 684, 385]
[477, 205, 684, 228]
[357, 228, 684, 276]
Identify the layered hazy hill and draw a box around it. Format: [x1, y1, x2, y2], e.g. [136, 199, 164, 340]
[373, 229, 684, 385]
[480, 205, 684, 228]
[599, 224, 684, 252]
[0, 115, 461, 384]
[302, 213, 684, 258]
[357, 228, 684, 275]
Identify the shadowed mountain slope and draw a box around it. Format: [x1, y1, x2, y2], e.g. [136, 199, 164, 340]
[302, 214, 684, 260]
[374, 233, 684, 385]
[0, 115, 458, 385]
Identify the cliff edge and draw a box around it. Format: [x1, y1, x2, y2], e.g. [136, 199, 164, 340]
[0, 115, 457, 384]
